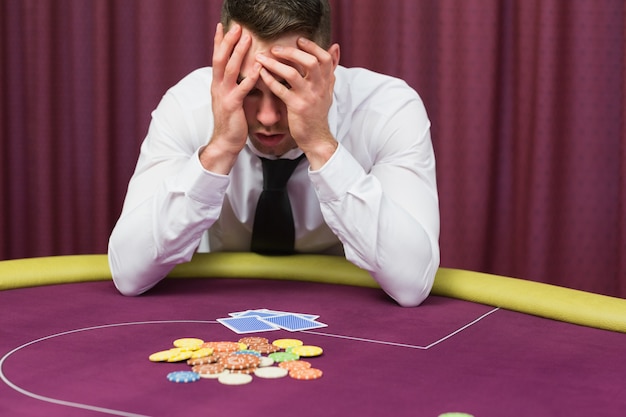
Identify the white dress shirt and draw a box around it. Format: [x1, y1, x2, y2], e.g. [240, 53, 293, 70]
[108, 65, 440, 306]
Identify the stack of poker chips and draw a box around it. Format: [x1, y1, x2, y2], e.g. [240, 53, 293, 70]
[149, 337, 323, 385]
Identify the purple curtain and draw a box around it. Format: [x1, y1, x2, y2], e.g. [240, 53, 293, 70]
[1, 0, 624, 297]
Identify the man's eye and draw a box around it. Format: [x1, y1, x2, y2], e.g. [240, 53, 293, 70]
[246, 88, 261, 97]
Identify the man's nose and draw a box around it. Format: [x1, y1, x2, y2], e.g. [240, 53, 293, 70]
[256, 94, 282, 126]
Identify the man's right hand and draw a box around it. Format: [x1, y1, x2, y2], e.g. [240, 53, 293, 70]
[200, 23, 261, 174]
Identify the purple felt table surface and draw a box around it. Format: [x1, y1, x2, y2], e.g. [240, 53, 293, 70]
[1, 277, 625, 417]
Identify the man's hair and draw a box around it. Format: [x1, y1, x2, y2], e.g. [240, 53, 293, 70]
[221, 0, 332, 49]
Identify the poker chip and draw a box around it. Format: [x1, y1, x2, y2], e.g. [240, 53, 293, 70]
[199, 370, 229, 379]
[278, 360, 312, 371]
[192, 363, 225, 376]
[233, 349, 262, 357]
[239, 336, 269, 346]
[248, 343, 280, 354]
[258, 356, 275, 367]
[173, 338, 204, 350]
[290, 345, 323, 357]
[166, 349, 194, 363]
[230, 367, 257, 375]
[268, 351, 299, 363]
[203, 341, 241, 353]
[218, 372, 253, 386]
[272, 338, 304, 349]
[254, 366, 288, 379]
[187, 355, 219, 366]
[149, 350, 176, 362]
[190, 347, 214, 359]
[220, 353, 261, 370]
[167, 371, 200, 383]
[289, 367, 323, 380]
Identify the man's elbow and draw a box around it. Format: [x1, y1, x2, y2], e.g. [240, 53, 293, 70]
[380, 262, 437, 307]
[390, 287, 431, 307]
[113, 277, 146, 297]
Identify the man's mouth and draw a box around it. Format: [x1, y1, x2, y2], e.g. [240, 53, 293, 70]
[254, 133, 286, 146]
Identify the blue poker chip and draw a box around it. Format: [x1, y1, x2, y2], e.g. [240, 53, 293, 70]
[167, 371, 201, 383]
[233, 350, 262, 357]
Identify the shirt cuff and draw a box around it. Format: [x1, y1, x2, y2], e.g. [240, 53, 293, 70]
[176, 148, 230, 206]
[308, 143, 365, 202]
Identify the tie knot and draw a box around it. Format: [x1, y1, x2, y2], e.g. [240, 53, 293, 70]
[260, 155, 305, 191]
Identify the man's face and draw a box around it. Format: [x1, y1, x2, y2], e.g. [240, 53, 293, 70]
[239, 27, 301, 156]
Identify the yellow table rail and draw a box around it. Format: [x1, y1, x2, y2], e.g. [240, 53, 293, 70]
[1, 253, 626, 333]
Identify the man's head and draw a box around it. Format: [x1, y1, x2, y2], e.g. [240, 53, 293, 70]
[221, 0, 332, 49]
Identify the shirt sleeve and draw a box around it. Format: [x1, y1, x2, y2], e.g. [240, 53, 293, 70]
[108, 87, 228, 296]
[308, 99, 440, 307]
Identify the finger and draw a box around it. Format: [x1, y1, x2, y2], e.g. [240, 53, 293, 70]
[256, 53, 303, 90]
[296, 38, 335, 78]
[223, 32, 252, 85]
[258, 67, 291, 101]
[296, 37, 331, 64]
[269, 45, 319, 78]
[234, 62, 262, 100]
[211, 23, 225, 78]
[212, 24, 241, 80]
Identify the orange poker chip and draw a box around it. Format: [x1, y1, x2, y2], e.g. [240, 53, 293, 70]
[230, 366, 258, 375]
[187, 355, 219, 366]
[203, 341, 241, 353]
[289, 368, 323, 380]
[248, 343, 280, 354]
[239, 336, 269, 346]
[279, 360, 312, 371]
[220, 353, 261, 370]
[192, 363, 225, 375]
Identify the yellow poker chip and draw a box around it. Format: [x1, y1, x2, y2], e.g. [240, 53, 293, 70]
[148, 350, 175, 362]
[190, 347, 214, 359]
[272, 339, 304, 349]
[166, 349, 194, 362]
[238, 342, 248, 351]
[173, 338, 204, 350]
[290, 345, 323, 357]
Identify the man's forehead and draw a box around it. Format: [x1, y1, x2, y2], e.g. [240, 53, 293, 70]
[239, 30, 303, 80]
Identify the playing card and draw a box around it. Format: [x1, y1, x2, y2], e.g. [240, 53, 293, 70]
[260, 313, 328, 332]
[229, 308, 320, 321]
[217, 315, 280, 334]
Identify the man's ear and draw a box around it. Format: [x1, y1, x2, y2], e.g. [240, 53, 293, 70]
[328, 43, 340, 69]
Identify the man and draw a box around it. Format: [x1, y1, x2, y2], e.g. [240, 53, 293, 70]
[108, 0, 440, 307]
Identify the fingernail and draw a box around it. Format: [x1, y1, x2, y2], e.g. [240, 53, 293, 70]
[272, 45, 283, 53]
[256, 53, 266, 62]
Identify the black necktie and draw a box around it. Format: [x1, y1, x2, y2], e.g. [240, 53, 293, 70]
[251, 154, 306, 255]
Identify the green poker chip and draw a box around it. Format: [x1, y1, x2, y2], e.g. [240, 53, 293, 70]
[268, 351, 299, 362]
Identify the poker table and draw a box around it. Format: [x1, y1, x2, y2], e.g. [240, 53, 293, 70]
[1, 253, 626, 417]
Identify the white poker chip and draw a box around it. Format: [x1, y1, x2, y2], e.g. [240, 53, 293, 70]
[218, 372, 253, 386]
[254, 366, 288, 379]
[258, 356, 275, 367]
[198, 370, 229, 379]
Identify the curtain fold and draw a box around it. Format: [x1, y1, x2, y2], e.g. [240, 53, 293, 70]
[1, 0, 624, 297]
